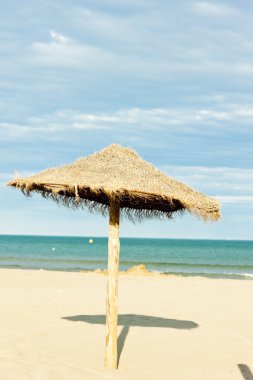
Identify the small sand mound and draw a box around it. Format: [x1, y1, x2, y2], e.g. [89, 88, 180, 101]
[92, 264, 155, 276]
[122, 264, 152, 276]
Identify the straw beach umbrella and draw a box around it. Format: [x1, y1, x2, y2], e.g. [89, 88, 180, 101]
[7, 144, 220, 369]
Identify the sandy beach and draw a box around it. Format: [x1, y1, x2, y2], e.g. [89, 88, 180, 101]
[1, 268, 253, 380]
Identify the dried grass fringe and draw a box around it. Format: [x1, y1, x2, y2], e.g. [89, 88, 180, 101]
[19, 185, 186, 223]
[7, 178, 220, 222]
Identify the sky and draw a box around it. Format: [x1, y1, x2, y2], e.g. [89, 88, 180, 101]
[0, 0, 253, 239]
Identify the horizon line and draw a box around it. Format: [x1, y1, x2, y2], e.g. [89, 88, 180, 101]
[0, 233, 252, 242]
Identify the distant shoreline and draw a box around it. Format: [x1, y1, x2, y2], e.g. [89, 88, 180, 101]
[0, 265, 252, 281]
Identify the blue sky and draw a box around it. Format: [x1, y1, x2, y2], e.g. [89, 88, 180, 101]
[0, 0, 253, 239]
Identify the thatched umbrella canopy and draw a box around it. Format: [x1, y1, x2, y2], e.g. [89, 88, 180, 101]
[7, 144, 220, 369]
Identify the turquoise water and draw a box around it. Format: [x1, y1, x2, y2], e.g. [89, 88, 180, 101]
[0, 235, 253, 279]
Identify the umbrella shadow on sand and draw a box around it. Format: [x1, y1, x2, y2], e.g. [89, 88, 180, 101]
[63, 314, 198, 367]
[238, 364, 253, 380]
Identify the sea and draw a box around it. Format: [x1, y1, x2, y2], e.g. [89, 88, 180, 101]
[0, 235, 253, 280]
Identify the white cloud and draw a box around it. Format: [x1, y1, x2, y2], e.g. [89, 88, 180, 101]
[232, 63, 253, 75]
[68, 105, 253, 131]
[0, 170, 34, 186]
[0, 122, 31, 137]
[0, 172, 13, 181]
[31, 35, 115, 68]
[50, 30, 69, 44]
[0, 122, 52, 138]
[26, 13, 247, 77]
[193, 1, 234, 16]
[215, 195, 253, 203]
[1, 103, 253, 139]
[160, 166, 253, 195]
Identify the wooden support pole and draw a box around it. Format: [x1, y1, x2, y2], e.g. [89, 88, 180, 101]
[105, 198, 120, 369]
